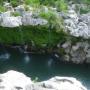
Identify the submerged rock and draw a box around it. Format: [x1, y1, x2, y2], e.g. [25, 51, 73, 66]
[0, 70, 87, 90]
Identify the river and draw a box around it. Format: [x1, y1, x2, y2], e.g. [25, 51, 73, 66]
[0, 48, 90, 89]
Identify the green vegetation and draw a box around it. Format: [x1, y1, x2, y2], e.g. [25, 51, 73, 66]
[39, 9, 64, 32]
[0, 26, 67, 48]
[32, 77, 39, 83]
[24, 0, 40, 5]
[11, 12, 21, 16]
[55, 0, 68, 12]
[10, 0, 20, 7]
[0, 0, 89, 50]
[0, 5, 6, 12]
[80, 8, 90, 14]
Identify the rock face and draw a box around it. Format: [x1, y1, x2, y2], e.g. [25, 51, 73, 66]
[1, 16, 22, 27]
[0, 70, 32, 90]
[22, 13, 48, 26]
[0, 4, 48, 27]
[0, 3, 90, 64]
[64, 9, 90, 39]
[61, 41, 90, 64]
[39, 76, 87, 90]
[0, 70, 87, 90]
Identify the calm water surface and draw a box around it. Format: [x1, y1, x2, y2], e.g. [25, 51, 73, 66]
[0, 48, 90, 89]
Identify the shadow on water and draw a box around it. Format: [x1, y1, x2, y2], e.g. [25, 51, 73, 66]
[0, 48, 90, 89]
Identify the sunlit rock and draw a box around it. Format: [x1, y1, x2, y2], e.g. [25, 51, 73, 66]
[15, 5, 25, 15]
[22, 12, 48, 26]
[0, 71, 87, 90]
[0, 70, 32, 90]
[64, 9, 90, 39]
[39, 76, 87, 90]
[1, 16, 22, 27]
[1, 11, 11, 17]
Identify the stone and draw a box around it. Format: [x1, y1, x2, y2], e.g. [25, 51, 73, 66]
[3, 2, 14, 12]
[1, 16, 22, 27]
[22, 12, 48, 26]
[39, 76, 87, 90]
[64, 54, 70, 62]
[0, 70, 87, 90]
[0, 70, 32, 90]
[86, 49, 90, 63]
[62, 41, 71, 54]
[1, 11, 11, 17]
[64, 9, 90, 39]
[70, 42, 86, 64]
[15, 5, 25, 15]
[62, 42, 90, 64]
[67, 9, 78, 23]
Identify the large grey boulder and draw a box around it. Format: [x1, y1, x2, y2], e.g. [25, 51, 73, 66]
[0, 70, 87, 90]
[0, 70, 32, 90]
[39, 76, 87, 90]
[1, 16, 22, 27]
[22, 12, 48, 26]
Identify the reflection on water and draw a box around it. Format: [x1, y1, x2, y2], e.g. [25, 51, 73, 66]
[24, 54, 31, 64]
[0, 48, 90, 89]
[47, 58, 53, 67]
[0, 53, 10, 60]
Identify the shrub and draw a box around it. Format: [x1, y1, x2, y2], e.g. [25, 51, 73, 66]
[0, 5, 6, 12]
[10, 0, 19, 7]
[24, 0, 40, 5]
[11, 12, 21, 17]
[39, 10, 64, 32]
[55, 0, 68, 12]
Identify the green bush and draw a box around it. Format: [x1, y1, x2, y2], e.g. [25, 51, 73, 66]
[0, 5, 6, 12]
[55, 0, 68, 12]
[39, 10, 64, 32]
[80, 8, 90, 14]
[24, 0, 40, 5]
[10, 0, 19, 7]
[11, 12, 21, 17]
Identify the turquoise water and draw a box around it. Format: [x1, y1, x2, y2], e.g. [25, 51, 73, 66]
[0, 48, 90, 89]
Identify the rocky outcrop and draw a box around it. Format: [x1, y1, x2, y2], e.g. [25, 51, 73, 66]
[64, 9, 90, 39]
[22, 12, 48, 26]
[0, 70, 32, 90]
[0, 70, 87, 90]
[0, 11, 47, 27]
[61, 41, 90, 64]
[1, 16, 22, 27]
[0, 4, 48, 27]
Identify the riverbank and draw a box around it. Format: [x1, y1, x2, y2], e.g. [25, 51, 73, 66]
[0, 1, 90, 64]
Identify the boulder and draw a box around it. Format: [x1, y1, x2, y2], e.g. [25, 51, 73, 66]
[0, 70, 32, 90]
[0, 70, 87, 90]
[61, 41, 90, 64]
[15, 5, 25, 15]
[39, 76, 87, 90]
[22, 12, 48, 26]
[1, 11, 11, 17]
[1, 16, 22, 27]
